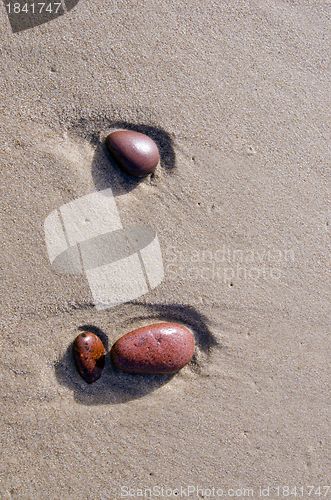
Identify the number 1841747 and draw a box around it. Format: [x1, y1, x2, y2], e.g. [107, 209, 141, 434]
[5, 2, 62, 14]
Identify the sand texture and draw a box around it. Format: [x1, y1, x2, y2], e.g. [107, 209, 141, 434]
[0, 0, 330, 498]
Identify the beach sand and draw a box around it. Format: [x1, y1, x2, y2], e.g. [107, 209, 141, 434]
[0, 1, 330, 498]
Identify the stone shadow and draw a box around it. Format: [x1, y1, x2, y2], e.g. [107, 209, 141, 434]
[68, 116, 176, 196]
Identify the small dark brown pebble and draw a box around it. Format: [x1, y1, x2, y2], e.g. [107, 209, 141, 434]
[73, 332, 106, 383]
[110, 322, 195, 374]
[106, 130, 160, 177]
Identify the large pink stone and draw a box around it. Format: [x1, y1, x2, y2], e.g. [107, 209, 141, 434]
[110, 322, 195, 374]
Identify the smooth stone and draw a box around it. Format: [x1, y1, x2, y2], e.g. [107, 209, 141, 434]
[106, 130, 160, 177]
[110, 322, 195, 374]
[73, 332, 106, 383]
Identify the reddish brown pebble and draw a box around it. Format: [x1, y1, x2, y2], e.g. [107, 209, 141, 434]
[73, 332, 106, 383]
[110, 322, 195, 374]
[106, 130, 160, 177]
